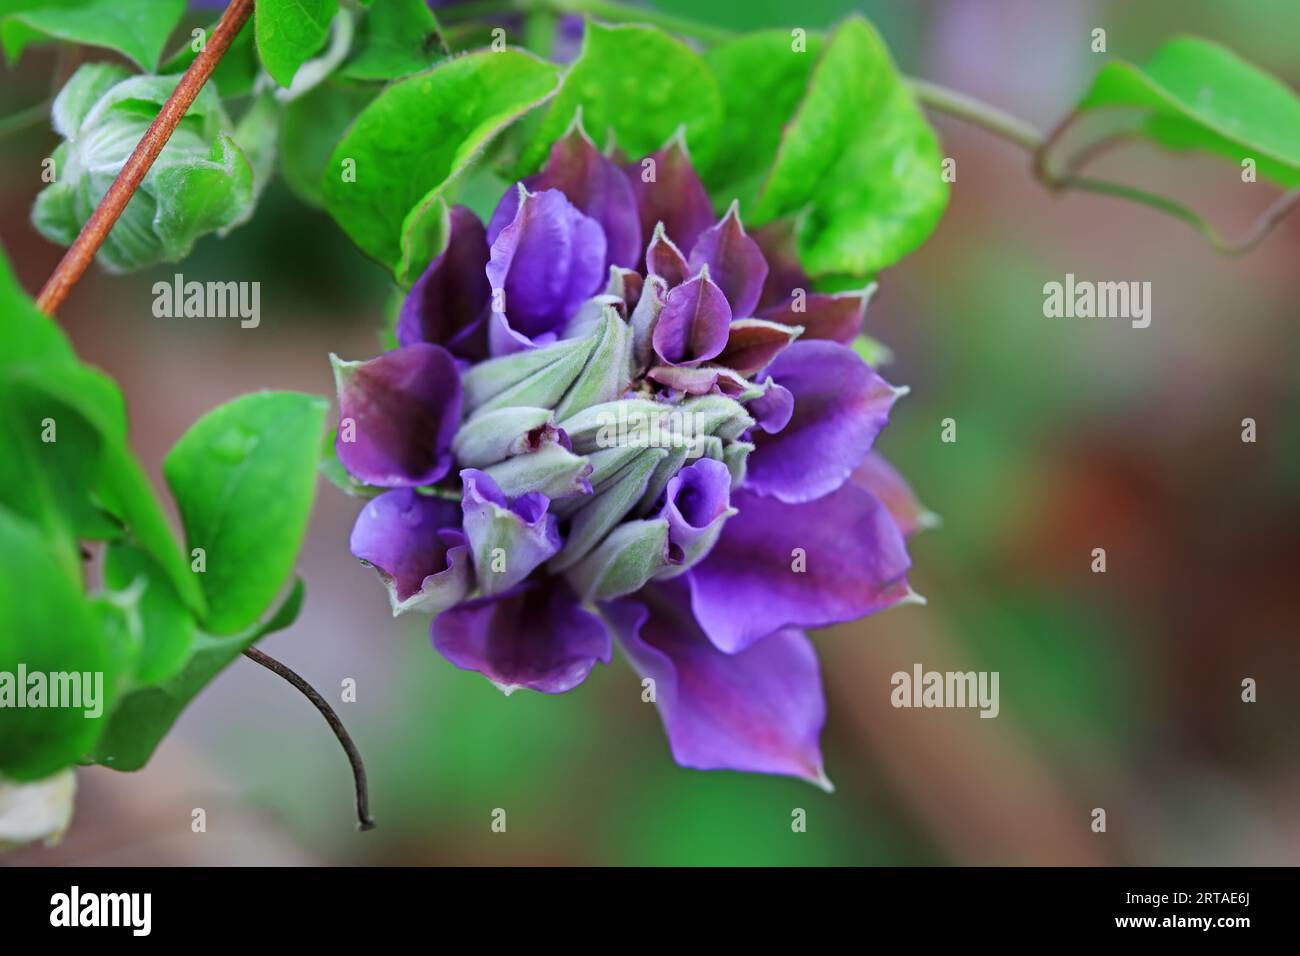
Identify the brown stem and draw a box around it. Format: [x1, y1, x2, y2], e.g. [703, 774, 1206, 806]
[243, 646, 377, 832]
[35, 0, 254, 316]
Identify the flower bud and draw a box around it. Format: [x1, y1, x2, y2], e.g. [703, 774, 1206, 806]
[33, 64, 255, 273]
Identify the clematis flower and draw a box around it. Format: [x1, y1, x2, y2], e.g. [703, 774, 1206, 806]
[329, 119, 934, 788]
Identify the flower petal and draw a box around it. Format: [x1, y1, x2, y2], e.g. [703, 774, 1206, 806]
[350, 488, 471, 615]
[751, 216, 809, 311]
[605, 580, 829, 786]
[624, 133, 715, 261]
[745, 378, 794, 434]
[396, 205, 491, 360]
[715, 317, 801, 377]
[431, 581, 612, 695]
[651, 268, 731, 367]
[760, 286, 873, 345]
[489, 115, 641, 270]
[486, 187, 607, 352]
[460, 469, 562, 595]
[645, 221, 689, 288]
[645, 364, 751, 396]
[332, 344, 463, 487]
[656, 457, 735, 570]
[746, 340, 900, 503]
[850, 451, 939, 538]
[688, 482, 912, 653]
[687, 200, 768, 318]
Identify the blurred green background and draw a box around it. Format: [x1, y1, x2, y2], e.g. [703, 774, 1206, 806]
[2, 0, 1297, 865]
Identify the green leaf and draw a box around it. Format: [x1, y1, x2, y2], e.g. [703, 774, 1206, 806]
[163, 392, 327, 635]
[704, 29, 824, 209]
[754, 15, 949, 278]
[1, 0, 186, 71]
[162, 14, 261, 99]
[341, 0, 443, 82]
[254, 0, 339, 88]
[0, 506, 115, 781]
[90, 578, 305, 772]
[102, 543, 196, 687]
[0, 245, 205, 615]
[1076, 36, 1300, 188]
[322, 48, 559, 272]
[279, 78, 378, 209]
[520, 19, 723, 173]
[0, 381, 105, 577]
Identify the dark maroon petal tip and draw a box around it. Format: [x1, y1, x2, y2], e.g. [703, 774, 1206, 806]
[687, 200, 769, 318]
[333, 343, 463, 488]
[624, 131, 716, 263]
[396, 205, 492, 360]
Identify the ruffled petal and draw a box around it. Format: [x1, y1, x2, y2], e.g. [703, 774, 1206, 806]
[485, 187, 607, 352]
[333, 343, 463, 487]
[746, 340, 900, 503]
[489, 116, 641, 270]
[460, 469, 562, 596]
[688, 482, 912, 653]
[349, 489, 471, 615]
[396, 205, 492, 360]
[431, 581, 612, 695]
[657, 457, 734, 567]
[651, 269, 731, 367]
[687, 200, 768, 318]
[605, 580, 829, 787]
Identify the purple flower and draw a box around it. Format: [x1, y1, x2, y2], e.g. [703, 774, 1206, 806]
[329, 125, 932, 788]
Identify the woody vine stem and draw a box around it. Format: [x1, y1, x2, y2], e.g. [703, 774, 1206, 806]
[27, 0, 1296, 830]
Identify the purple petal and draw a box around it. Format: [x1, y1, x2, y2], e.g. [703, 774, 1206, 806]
[605, 580, 829, 786]
[746, 340, 900, 504]
[485, 187, 607, 352]
[687, 201, 768, 318]
[645, 221, 689, 288]
[751, 217, 810, 311]
[396, 205, 491, 360]
[850, 451, 938, 538]
[489, 117, 641, 270]
[688, 482, 912, 654]
[760, 288, 872, 345]
[624, 134, 715, 262]
[651, 269, 731, 367]
[746, 379, 794, 434]
[350, 489, 470, 613]
[659, 457, 733, 556]
[715, 318, 801, 377]
[334, 344, 463, 487]
[645, 364, 751, 396]
[431, 581, 612, 695]
[460, 468, 562, 595]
